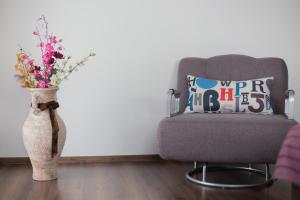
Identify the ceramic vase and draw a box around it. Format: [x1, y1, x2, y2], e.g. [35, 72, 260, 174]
[22, 87, 66, 181]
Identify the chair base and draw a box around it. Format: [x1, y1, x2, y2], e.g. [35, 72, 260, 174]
[185, 162, 273, 189]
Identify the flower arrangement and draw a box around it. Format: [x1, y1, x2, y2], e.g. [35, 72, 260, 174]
[14, 15, 95, 88]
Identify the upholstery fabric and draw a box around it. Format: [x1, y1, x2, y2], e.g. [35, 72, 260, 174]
[184, 75, 274, 114]
[158, 113, 297, 163]
[177, 55, 288, 114]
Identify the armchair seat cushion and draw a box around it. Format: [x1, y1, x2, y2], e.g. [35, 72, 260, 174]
[158, 113, 297, 163]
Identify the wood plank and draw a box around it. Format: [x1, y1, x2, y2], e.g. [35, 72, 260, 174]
[0, 157, 31, 166]
[0, 162, 299, 200]
[59, 154, 162, 164]
[0, 154, 162, 166]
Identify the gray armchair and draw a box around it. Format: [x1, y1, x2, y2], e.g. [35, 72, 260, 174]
[158, 55, 297, 188]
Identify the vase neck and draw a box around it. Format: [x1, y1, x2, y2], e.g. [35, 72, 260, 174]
[30, 88, 58, 107]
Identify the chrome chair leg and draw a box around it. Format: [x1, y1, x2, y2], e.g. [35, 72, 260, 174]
[193, 161, 198, 169]
[265, 163, 270, 181]
[202, 163, 207, 182]
[185, 162, 273, 189]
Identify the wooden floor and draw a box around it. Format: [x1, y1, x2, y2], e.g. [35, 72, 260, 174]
[0, 161, 299, 200]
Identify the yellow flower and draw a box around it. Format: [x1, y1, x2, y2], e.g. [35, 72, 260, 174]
[21, 79, 37, 88]
[17, 66, 26, 75]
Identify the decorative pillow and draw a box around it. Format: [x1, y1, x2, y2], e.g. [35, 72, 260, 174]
[184, 75, 274, 114]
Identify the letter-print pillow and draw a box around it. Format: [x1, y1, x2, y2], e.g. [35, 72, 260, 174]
[184, 75, 274, 114]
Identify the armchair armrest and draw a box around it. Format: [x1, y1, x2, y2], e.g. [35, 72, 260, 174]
[285, 90, 295, 119]
[167, 89, 180, 117]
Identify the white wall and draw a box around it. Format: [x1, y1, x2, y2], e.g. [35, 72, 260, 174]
[0, 0, 299, 157]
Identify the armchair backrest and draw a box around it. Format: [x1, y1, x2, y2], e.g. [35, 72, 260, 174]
[177, 55, 288, 114]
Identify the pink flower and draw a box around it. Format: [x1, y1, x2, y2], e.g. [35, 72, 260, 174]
[44, 72, 50, 79]
[46, 65, 53, 73]
[34, 70, 41, 78]
[46, 51, 54, 57]
[33, 31, 38, 35]
[45, 43, 54, 52]
[51, 36, 57, 44]
[58, 46, 63, 51]
[38, 80, 47, 88]
[28, 59, 34, 66]
[42, 54, 54, 64]
[44, 43, 54, 58]
[58, 39, 62, 43]
[42, 54, 50, 64]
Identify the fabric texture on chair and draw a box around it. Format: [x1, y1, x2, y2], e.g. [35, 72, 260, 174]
[158, 113, 297, 163]
[177, 55, 288, 114]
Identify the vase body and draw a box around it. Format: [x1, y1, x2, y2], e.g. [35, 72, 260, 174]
[23, 87, 66, 181]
